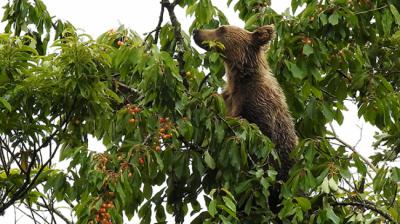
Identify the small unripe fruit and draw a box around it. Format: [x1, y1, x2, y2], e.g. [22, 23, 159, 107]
[117, 41, 124, 46]
[128, 118, 136, 124]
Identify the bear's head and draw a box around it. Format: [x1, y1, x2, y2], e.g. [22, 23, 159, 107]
[193, 25, 275, 73]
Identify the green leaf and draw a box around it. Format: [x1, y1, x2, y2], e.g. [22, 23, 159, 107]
[391, 167, 400, 182]
[178, 119, 193, 141]
[390, 4, 400, 25]
[303, 44, 314, 56]
[382, 9, 394, 36]
[116, 182, 127, 205]
[320, 13, 328, 25]
[326, 206, 340, 224]
[143, 184, 152, 199]
[192, 152, 205, 175]
[321, 177, 330, 193]
[353, 153, 367, 176]
[105, 88, 122, 103]
[156, 205, 166, 222]
[373, 168, 387, 193]
[218, 214, 231, 224]
[295, 197, 311, 211]
[328, 178, 338, 191]
[222, 196, 236, 213]
[208, 200, 217, 217]
[215, 122, 225, 144]
[235, 179, 253, 194]
[245, 14, 259, 29]
[285, 61, 305, 79]
[0, 97, 12, 111]
[322, 105, 334, 121]
[329, 12, 339, 25]
[260, 177, 270, 198]
[204, 151, 216, 169]
[230, 142, 241, 169]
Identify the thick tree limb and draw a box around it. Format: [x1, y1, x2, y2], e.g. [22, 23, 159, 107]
[154, 3, 165, 44]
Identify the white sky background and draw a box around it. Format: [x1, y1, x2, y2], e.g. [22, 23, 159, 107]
[0, 0, 380, 223]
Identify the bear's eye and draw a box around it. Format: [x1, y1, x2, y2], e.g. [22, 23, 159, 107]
[218, 26, 226, 34]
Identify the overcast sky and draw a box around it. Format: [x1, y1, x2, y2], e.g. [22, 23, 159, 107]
[40, 0, 292, 38]
[0, 0, 379, 223]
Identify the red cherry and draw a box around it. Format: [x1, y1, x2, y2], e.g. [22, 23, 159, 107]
[139, 157, 145, 165]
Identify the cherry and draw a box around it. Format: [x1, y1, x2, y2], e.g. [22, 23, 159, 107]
[139, 157, 145, 165]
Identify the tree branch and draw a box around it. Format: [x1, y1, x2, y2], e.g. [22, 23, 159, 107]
[143, 3, 165, 45]
[112, 78, 140, 99]
[162, 0, 189, 90]
[0, 107, 73, 214]
[328, 123, 378, 173]
[334, 201, 394, 223]
[354, 4, 388, 15]
[36, 202, 72, 224]
[154, 3, 165, 44]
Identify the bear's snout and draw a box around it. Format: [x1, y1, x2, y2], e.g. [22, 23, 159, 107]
[193, 29, 209, 50]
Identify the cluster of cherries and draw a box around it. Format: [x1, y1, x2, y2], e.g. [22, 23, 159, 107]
[127, 104, 141, 124]
[159, 117, 173, 139]
[94, 200, 114, 224]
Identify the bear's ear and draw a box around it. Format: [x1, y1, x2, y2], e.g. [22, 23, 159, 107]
[253, 25, 275, 46]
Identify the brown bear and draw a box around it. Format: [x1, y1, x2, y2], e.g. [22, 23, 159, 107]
[193, 25, 298, 214]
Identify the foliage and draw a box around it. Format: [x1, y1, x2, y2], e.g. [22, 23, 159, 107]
[1, 0, 400, 223]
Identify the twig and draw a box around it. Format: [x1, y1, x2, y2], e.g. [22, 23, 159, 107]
[36, 193, 56, 224]
[142, 3, 165, 46]
[334, 201, 395, 223]
[320, 88, 336, 99]
[354, 123, 363, 148]
[15, 206, 36, 223]
[198, 73, 212, 92]
[162, 0, 189, 90]
[36, 202, 72, 224]
[112, 78, 140, 98]
[354, 5, 388, 15]
[0, 105, 73, 214]
[328, 123, 378, 173]
[336, 69, 352, 81]
[27, 203, 39, 224]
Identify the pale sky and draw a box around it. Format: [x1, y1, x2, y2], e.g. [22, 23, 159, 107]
[0, 0, 379, 223]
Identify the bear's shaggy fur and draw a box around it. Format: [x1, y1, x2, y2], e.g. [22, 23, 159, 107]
[193, 25, 298, 208]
